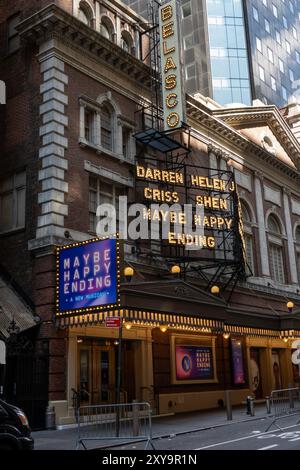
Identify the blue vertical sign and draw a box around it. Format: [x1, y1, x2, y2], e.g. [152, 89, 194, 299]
[57, 238, 119, 314]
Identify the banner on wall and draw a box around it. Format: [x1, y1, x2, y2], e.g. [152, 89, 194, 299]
[56, 237, 120, 316]
[250, 348, 263, 399]
[271, 351, 282, 390]
[230, 338, 246, 385]
[175, 345, 214, 380]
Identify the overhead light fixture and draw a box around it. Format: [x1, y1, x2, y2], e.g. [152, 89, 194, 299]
[211, 285, 220, 295]
[124, 266, 134, 282]
[160, 325, 168, 333]
[170, 265, 180, 275]
[287, 301, 294, 313]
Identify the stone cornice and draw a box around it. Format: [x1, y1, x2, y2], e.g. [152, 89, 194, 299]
[186, 96, 300, 181]
[16, 3, 151, 89]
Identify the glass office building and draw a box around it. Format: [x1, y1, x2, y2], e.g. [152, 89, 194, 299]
[124, 0, 300, 107]
[205, 0, 251, 105]
[245, 0, 300, 107]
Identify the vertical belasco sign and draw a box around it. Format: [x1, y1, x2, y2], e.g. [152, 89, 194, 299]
[159, 0, 186, 130]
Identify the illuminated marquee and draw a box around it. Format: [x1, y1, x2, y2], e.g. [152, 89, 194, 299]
[159, 0, 185, 130]
[135, 160, 242, 260]
[56, 237, 120, 317]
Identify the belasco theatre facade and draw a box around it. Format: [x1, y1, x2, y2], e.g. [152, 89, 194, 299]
[1, 0, 300, 428]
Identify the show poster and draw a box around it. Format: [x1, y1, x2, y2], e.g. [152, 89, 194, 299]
[175, 345, 214, 380]
[231, 338, 246, 385]
[57, 238, 118, 313]
[250, 348, 263, 399]
[271, 351, 282, 390]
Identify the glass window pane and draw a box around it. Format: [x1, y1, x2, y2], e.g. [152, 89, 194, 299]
[0, 192, 13, 230]
[16, 187, 25, 227]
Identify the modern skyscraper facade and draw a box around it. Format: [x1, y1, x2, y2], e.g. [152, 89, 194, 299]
[245, 0, 300, 107]
[123, 0, 300, 107]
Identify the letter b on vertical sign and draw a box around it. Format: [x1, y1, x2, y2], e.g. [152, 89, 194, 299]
[159, 0, 185, 131]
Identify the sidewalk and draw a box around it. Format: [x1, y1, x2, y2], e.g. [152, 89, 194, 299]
[32, 403, 273, 450]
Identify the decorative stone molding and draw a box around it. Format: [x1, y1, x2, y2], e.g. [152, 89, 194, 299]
[84, 160, 134, 187]
[234, 169, 252, 192]
[264, 185, 281, 207]
[291, 199, 300, 216]
[36, 55, 69, 240]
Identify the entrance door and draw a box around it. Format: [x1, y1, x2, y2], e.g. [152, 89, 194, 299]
[78, 342, 115, 405]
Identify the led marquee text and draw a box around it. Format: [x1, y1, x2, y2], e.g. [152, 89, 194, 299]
[136, 163, 235, 249]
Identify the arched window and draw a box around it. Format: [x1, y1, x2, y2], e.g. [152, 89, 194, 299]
[121, 31, 134, 54]
[100, 16, 115, 41]
[121, 36, 130, 53]
[100, 22, 110, 39]
[268, 214, 281, 235]
[268, 214, 285, 284]
[240, 200, 254, 275]
[78, 1, 93, 27]
[101, 104, 113, 151]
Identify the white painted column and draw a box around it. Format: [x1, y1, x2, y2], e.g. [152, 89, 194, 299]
[283, 189, 298, 284]
[254, 172, 270, 277]
[37, 51, 69, 239]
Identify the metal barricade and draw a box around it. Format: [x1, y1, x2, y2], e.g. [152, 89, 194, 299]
[265, 387, 300, 431]
[76, 401, 155, 450]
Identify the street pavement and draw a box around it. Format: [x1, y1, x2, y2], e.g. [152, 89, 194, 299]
[32, 403, 283, 450]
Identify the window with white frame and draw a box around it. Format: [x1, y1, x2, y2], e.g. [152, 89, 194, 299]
[7, 13, 20, 54]
[275, 30, 281, 45]
[0, 171, 26, 232]
[279, 58, 284, 73]
[264, 18, 270, 33]
[283, 16, 288, 28]
[289, 68, 294, 83]
[253, 6, 259, 21]
[84, 108, 95, 143]
[269, 243, 285, 283]
[88, 176, 125, 233]
[271, 76, 276, 91]
[267, 47, 274, 64]
[256, 37, 262, 53]
[268, 214, 285, 284]
[296, 51, 300, 64]
[101, 104, 113, 151]
[259, 65, 265, 82]
[272, 4, 278, 17]
[292, 26, 298, 40]
[282, 85, 287, 101]
[286, 40, 291, 55]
